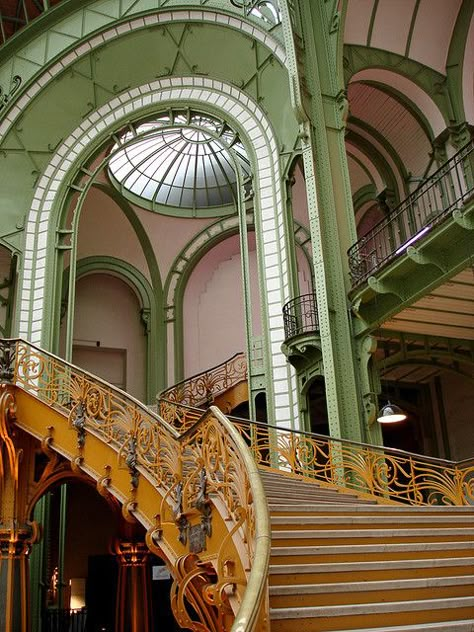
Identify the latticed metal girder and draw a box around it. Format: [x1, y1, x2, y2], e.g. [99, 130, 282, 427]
[0, 0, 63, 45]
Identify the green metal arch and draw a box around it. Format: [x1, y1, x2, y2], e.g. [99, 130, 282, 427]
[359, 80, 435, 143]
[343, 44, 452, 127]
[349, 116, 410, 193]
[379, 357, 474, 382]
[63, 255, 161, 403]
[352, 183, 377, 215]
[165, 216, 250, 383]
[446, 0, 474, 124]
[345, 128, 402, 202]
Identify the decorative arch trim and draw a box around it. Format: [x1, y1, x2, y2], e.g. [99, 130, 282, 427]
[64, 256, 160, 402]
[0, 7, 285, 138]
[18, 75, 296, 427]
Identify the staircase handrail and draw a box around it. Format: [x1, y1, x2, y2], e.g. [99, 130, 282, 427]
[222, 414, 474, 506]
[1, 338, 270, 632]
[158, 395, 473, 506]
[159, 352, 248, 408]
[348, 139, 474, 285]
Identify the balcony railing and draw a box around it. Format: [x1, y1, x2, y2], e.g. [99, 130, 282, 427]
[348, 140, 474, 286]
[283, 293, 319, 340]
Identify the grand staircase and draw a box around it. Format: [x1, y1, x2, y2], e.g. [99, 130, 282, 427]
[2, 339, 474, 631]
[261, 470, 474, 631]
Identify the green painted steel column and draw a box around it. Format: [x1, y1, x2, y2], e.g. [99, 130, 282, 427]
[285, 0, 368, 442]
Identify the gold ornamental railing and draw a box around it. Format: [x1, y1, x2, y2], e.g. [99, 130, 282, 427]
[157, 394, 474, 507]
[224, 417, 474, 506]
[160, 352, 247, 408]
[1, 339, 270, 632]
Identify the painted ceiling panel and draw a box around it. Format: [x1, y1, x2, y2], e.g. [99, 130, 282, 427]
[349, 83, 431, 176]
[409, 0, 461, 73]
[370, 0, 416, 56]
[344, 0, 375, 45]
[347, 154, 372, 193]
[381, 269, 474, 341]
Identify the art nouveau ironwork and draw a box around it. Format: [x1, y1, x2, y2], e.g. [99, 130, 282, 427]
[2, 338, 269, 632]
[348, 140, 474, 285]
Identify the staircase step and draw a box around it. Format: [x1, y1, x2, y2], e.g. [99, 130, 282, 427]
[270, 541, 474, 564]
[271, 527, 474, 546]
[271, 514, 474, 529]
[269, 596, 474, 631]
[269, 503, 474, 514]
[263, 469, 474, 631]
[327, 620, 474, 632]
[269, 556, 474, 585]
[269, 575, 474, 607]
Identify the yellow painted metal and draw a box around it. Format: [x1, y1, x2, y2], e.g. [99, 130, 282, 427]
[5, 339, 270, 632]
[0, 384, 39, 632]
[226, 418, 474, 506]
[159, 353, 248, 418]
[154, 349, 474, 508]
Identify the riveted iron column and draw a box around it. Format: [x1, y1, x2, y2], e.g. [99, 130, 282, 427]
[282, 0, 366, 441]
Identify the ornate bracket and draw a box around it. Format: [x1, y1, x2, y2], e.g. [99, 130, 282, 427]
[173, 481, 190, 546]
[406, 246, 447, 272]
[171, 553, 234, 632]
[195, 469, 212, 540]
[453, 208, 474, 230]
[0, 340, 15, 383]
[0, 76, 22, 113]
[97, 464, 112, 498]
[125, 436, 139, 489]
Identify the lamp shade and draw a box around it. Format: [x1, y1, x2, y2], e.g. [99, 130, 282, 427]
[377, 402, 407, 424]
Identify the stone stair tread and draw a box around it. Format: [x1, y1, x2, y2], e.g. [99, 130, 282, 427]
[271, 527, 474, 538]
[269, 556, 474, 574]
[269, 575, 474, 595]
[316, 619, 474, 632]
[269, 595, 474, 618]
[270, 541, 474, 556]
[269, 503, 474, 513]
[271, 514, 474, 525]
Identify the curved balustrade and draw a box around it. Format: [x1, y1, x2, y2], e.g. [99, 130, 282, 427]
[2, 338, 269, 632]
[160, 352, 247, 410]
[224, 416, 474, 506]
[348, 140, 474, 286]
[282, 293, 319, 340]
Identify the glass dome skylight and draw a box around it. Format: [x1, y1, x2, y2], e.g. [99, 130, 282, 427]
[108, 112, 251, 210]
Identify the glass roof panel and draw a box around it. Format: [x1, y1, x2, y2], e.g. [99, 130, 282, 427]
[109, 112, 251, 209]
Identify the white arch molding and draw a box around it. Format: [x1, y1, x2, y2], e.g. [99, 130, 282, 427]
[17, 75, 298, 428]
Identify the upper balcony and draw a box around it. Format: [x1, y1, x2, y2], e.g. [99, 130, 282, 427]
[281, 293, 321, 369]
[348, 140, 474, 287]
[348, 140, 474, 334]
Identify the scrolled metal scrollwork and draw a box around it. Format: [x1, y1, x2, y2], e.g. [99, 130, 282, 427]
[0, 76, 22, 113]
[0, 340, 15, 383]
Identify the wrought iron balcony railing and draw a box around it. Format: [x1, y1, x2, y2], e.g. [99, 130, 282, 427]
[348, 140, 474, 286]
[282, 293, 319, 340]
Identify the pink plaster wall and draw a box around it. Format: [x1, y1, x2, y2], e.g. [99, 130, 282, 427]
[78, 187, 150, 282]
[183, 233, 261, 377]
[71, 273, 146, 402]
